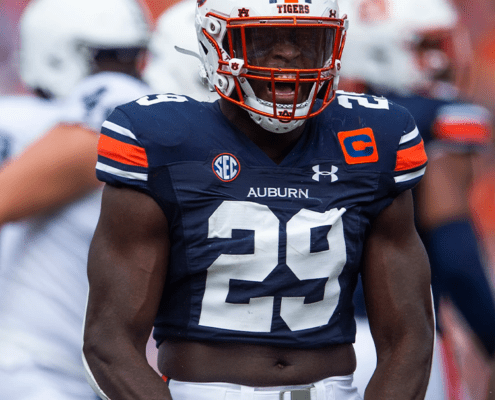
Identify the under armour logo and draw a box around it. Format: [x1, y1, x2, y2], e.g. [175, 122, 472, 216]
[329, 9, 337, 17]
[312, 165, 338, 182]
[238, 8, 250, 17]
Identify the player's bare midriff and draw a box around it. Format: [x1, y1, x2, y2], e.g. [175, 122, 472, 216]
[158, 339, 356, 387]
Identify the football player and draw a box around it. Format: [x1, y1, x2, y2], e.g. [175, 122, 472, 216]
[83, 0, 434, 399]
[338, 0, 495, 398]
[0, 0, 152, 398]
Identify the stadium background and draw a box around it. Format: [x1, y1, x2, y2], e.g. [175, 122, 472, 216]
[2, 0, 495, 398]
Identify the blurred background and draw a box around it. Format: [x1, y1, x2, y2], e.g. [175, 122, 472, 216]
[0, 0, 183, 95]
[1, 0, 495, 110]
[1, 0, 495, 399]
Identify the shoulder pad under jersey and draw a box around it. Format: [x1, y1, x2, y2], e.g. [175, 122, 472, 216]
[332, 91, 428, 192]
[95, 93, 210, 192]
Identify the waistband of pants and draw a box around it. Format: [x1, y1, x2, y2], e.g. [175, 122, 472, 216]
[167, 374, 359, 400]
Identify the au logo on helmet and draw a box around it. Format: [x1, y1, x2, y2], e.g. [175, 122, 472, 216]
[212, 153, 241, 182]
[238, 8, 250, 17]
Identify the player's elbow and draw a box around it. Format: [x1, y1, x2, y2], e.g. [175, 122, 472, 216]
[83, 334, 102, 363]
[375, 307, 435, 368]
[404, 305, 435, 351]
[82, 322, 114, 372]
[83, 335, 107, 375]
[400, 313, 435, 368]
[412, 320, 435, 366]
[82, 333, 113, 400]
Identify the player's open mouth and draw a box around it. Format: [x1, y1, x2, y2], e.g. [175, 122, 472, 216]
[267, 81, 297, 103]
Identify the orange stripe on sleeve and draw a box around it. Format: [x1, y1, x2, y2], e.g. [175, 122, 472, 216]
[98, 135, 148, 168]
[433, 121, 492, 144]
[395, 140, 427, 172]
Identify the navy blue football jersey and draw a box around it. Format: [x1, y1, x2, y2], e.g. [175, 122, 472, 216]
[96, 92, 427, 349]
[378, 93, 492, 148]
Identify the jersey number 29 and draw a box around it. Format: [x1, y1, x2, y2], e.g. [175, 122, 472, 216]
[199, 201, 347, 332]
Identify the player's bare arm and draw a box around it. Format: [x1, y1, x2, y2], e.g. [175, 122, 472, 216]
[83, 184, 171, 400]
[0, 123, 101, 225]
[362, 189, 434, 400]
[416, 150, 474, 230]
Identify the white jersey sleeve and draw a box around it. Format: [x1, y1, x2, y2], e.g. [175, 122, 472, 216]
[61, 71, 151, 131]
[0, 95, 62, 163]
[143, 0, 219, 102]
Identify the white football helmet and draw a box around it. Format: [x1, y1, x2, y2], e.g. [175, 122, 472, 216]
[144, 0, 219, 102]
[19, 0, 151, 99]
[339, 0, 458, 96]
[195, 0, 348, 133]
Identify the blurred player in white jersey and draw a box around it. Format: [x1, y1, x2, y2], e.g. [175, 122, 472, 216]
[144, 0, 219, 102]
[338, 0, 495, 398]
[0, 98, 61, 166]
[0, 0, 152, 398]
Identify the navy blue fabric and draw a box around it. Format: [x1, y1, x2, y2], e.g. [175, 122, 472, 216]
[427, 220, 495, 356]
[98, 93, 423, 349]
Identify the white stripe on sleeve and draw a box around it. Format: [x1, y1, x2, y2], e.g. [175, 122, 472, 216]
[399, 127, 420, 145]
[394, 167, 426, 183]
[102, 120, 137, 140]
[96, 162, 147, 181]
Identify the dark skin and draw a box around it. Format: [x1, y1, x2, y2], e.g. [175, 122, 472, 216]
[219, 97, 305, 165]
[361, 189, 434, 399]
[83, 38, 434, 400]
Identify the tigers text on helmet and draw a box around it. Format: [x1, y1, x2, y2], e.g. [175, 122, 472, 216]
[339, 0, 458, 97]
[19, 0, 151, 99]
[195, 0, 348, 133]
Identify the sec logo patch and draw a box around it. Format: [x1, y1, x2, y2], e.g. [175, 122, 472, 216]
[338, 128, 379, 165]
[212, 153, 240, 182]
